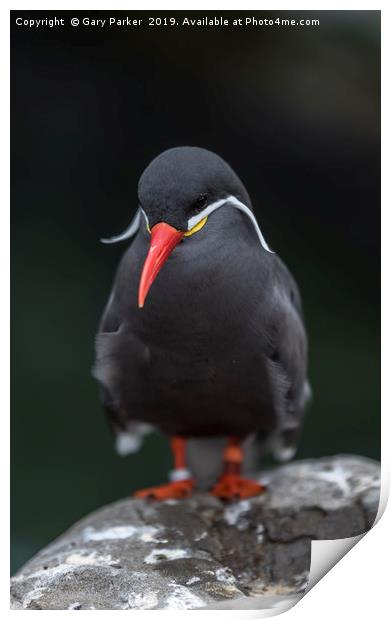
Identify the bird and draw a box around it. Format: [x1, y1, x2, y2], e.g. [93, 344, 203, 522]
[92, 146, 310, 500]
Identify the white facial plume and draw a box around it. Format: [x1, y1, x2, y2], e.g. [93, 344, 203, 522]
[187, 196, 274, 253]
[100, 209, 145, 244]
[101, 197, 274, 253]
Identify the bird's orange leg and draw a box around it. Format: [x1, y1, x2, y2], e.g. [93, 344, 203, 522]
[210, 437, 265, 500]
[133, 436, 194, 500]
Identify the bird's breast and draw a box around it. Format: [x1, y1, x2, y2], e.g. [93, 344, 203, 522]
[116, 237, 277, 436]
[133, 239, 268, 345]
[137, 246, 270, 389]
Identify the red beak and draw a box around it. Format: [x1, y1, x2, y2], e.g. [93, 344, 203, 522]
[138, 222, 184, 308]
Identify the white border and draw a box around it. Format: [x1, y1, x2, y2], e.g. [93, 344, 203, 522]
[4, 3, 386, 619]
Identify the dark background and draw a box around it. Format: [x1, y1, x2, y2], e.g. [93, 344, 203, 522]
[11, 11, 380, 573]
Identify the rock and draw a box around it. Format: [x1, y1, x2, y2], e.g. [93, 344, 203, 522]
[11, 455, 380, 610]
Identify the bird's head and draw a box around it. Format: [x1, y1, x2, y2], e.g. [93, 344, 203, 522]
[102, 146, 273, 308]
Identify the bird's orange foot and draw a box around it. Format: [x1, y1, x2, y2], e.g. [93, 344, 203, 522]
[133, 478, 194, 500]
[210, 474, 265, 500]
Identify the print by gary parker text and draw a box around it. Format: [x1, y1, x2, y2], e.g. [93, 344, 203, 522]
[15, 15, 320, 29]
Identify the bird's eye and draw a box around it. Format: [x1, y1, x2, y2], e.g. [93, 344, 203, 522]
[195, 194, 208, 210]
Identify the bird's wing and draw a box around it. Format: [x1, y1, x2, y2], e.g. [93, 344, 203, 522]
[263, 257, 311, 461]
[92, 289, 153, 456]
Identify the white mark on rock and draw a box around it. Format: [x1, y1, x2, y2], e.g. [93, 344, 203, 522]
[215, 567, 236, 584]
[83, 525, 161, 542]
[128, 590, 159, 609]
[139, 530, 168, 544]
[186, 576, 201, 585]
[316, 465, 352, 495]
[256, 523, 265, 542]
[144, 548, 191, 564]
[224, 500, 251, 528]
[194, 531, 207, 541]
[66, 552, 115, 567]
[165, 584, 205, 609]
[83, 525, 137, 541]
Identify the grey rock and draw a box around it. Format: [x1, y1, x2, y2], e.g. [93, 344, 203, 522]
[11, 454, 380, 610]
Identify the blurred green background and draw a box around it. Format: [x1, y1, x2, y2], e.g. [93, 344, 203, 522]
[11, 10, 380, 573]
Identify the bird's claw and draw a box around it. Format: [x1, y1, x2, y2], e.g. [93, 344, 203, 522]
[133, 478, 194, 500]
[210, 474, 265, 500]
